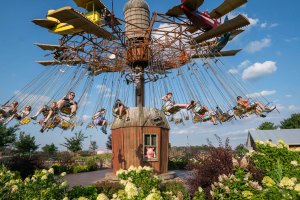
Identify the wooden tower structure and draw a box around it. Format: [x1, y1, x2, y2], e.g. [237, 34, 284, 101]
[111, 0, 170, 174]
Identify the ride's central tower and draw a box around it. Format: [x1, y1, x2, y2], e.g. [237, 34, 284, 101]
[111, 0, 170, 175]
[124, 0, 150, 107]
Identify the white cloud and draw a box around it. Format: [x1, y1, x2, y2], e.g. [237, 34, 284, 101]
[228, 60, 251, 74]
[228, 68, 238, 74]
[245, 38, 271, 53]
[260, 22, 279, 29]
[284, 37, 299, 43]
[242, 61, 277, 80]
[288, 105, 300, 112]
[285, 94, 292, 98]
[238, 60, 251, 69]
[247, 90, 276, 98]
[260, 22, 267, 28]
[14, 90, 51, 109]
[270, 23, 279, 28]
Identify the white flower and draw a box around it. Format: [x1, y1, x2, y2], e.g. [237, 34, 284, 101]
[48, 168, 54, 174]
[61, 181, 68, 188]
[63, 197, 69, 200]
[291, 161, 298, 166]
[125, 182, 138, 199]
[97, 193, 109, 200]
[61, 172, 67, 177]
[143, 166, 152, 171]
[116, 169, 125, 176]
[41, 175, 48, 180]
[113, 194, 118, 198]
[42, 169, 48, 174]
[198, 187, 203, 193]
[11, 185, 18, 193]
[31, 177, 36, 182]
[128, 165, 136, 172]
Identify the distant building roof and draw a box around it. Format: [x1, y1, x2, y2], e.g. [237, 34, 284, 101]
[247, 129, 300, 146]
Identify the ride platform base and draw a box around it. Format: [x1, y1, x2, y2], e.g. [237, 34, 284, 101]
[111, 107, 170, 175]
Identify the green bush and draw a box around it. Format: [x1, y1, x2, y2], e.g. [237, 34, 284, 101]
[168, 157, 189, 170]
[68, 185, 98, 200]
[249, 140, 300, 182]
[72, 164, 89, 173]
[95, 181, 122, 199]
[160, 181, 190, 200]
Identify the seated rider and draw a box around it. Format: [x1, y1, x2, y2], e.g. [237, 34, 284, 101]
[162, 92, 195, 111]
[193, 103, 218, 125]
[5, 105, 31, 125]
[0, 101, 19, 119]
[236, 96, 271, 117]
[92, 108, 108, 134]
[113, 99, 130, 121]
[57, 91, 78, 117]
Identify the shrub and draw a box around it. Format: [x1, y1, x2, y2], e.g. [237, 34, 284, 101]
[95, 181, 122, 199]
[187, 141, 234, 196]
[168, 157, 189, 170]
[249, 140, 300, 182]
[0, 165, 68, 200]
[160, 181, 190, 200]
[3, 155, 45, 178]
[72, 164, 90, 173]
[68, 185, 98, 200]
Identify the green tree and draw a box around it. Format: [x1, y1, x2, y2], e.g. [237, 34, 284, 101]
[106, 134, 112, 150]
[257, 122, 277, 130]
[14, 132, 39, 155]
[0, 123, 18, 151]
[234, 144, 248, 157]
[42, 143, 58, 155]
[61, 131, 87, 153]
[280, 113, 300, 129]
[89, 141, 98, 153]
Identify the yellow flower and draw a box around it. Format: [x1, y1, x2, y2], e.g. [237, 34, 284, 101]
[278, 139, 285, 144]
[125, 182, 138, 199]
[78, 197, 89, 200]
[61, 181, 68, 188]
[11, 185, 18, 193]
[42, 169, 48, 174]
[97, 193, 109, 200]
[63, 197, 69, 200]
[262, 176, 276, 187]
[242, 191, 253, 199]
[48, 168, 54, 174]
[41, 175, 48, 180]
[291, 161, 298, 166]
[279, 177, 295, 188]
[294, 184, 300, 192]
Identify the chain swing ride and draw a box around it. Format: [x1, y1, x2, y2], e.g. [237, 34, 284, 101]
[0, 0, 277, 171]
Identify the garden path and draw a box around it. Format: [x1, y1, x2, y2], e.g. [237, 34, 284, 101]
[65, 169, 190, 187]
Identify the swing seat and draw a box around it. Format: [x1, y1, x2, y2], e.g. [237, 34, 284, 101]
[262, 105, 276, 113]
[19, 118, 31, 125]
[60, 107, 74, 116]
[162, 105, 181, 115]
[185, 116, 189, 120]
[216, 112, 234, 122]
[87, 124, 95, 129]
[61, 121, 69, 129]
[175, 118, 183, 124]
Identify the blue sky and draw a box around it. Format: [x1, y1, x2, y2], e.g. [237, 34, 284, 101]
[0, 0, 300, 150]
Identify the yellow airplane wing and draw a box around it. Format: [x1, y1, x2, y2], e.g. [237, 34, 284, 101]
[48, 6, 116, 40]
[73, 0, 106, 12]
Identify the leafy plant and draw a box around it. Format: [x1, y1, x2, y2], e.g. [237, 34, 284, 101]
[14, 132, 39, 156]
[61, 131, 87, 153]
[68, 185, 98, 200]
[95, 181, 122, 199]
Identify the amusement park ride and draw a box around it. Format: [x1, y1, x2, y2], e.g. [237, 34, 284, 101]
[0, 0, 277, 174]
